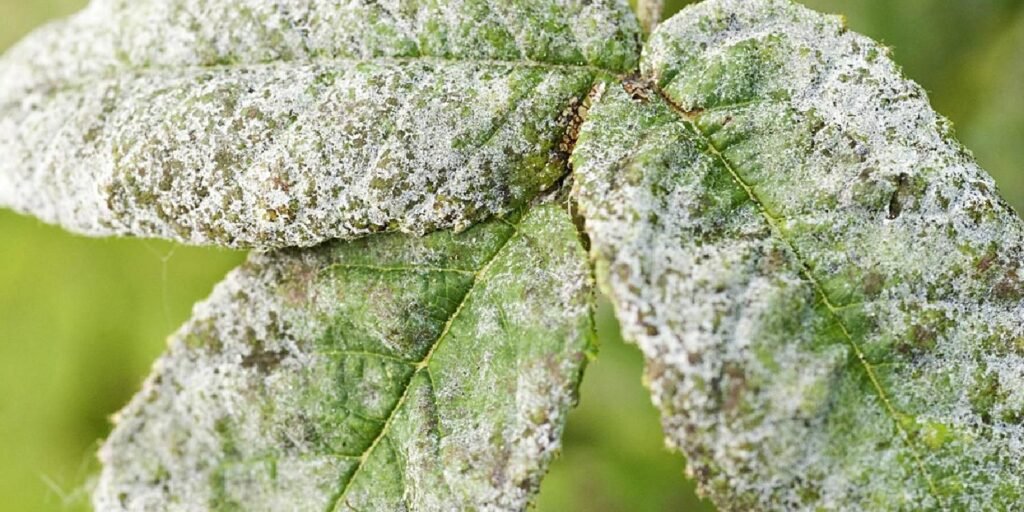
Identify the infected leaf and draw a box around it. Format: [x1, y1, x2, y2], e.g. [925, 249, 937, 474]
[0, 0, 640, 248]
[574, 0, 1024, 509]
[95, 204, 594, 511]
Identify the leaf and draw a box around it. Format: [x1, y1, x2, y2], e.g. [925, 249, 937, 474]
[573, 0, 1024, 509]
[0, 0, 641, 248]
[95, 203, 594, 511]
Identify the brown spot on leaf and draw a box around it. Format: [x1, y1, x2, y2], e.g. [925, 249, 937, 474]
[887, 173, 908, 220]
[760, 247, 788, 273]
[241, 345, 288, 373]
[621, 74, 655, 103]
[994, 270, 1024, 300]
[862, 271, 885, 297]
[722, 363, 748, 416]
[910, 324, 938, 350]
[977, 249, 998, 273]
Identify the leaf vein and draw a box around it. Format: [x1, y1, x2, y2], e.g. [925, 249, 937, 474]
[654, 86, 942, 501]
[10, 57, 620, 106]
[325, 218, 521, 511]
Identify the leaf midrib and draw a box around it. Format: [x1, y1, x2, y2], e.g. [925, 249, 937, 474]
[325, 217, 522, 512]
[4, 56, 623, 105]
[652, 86, 943, 502]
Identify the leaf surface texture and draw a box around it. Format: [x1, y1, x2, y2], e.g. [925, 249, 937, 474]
[573, 0, 1024, 508]
[0, 0, 640, 248]
[95, 204, 594, 511]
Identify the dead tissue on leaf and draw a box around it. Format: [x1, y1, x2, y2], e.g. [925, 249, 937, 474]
[573, 0, 1024, 509]
[95, 204, 594, 511]
[0, 0, 642, 249]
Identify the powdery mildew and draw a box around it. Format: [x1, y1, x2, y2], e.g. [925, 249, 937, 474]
[574, 0, 1024, 509]
[0, 0, 641, 248]
[95, 204, 593, 511]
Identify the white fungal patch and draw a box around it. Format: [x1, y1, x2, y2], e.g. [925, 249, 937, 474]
[94, 204, 594, 511]
[0, 0, 641, 248]
[575, 0, 1024, 509]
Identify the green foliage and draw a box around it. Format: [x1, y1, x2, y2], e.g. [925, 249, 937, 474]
[2, 1, 1024, 511]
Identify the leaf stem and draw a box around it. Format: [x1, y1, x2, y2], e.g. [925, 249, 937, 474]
[637, 0, 664, 35]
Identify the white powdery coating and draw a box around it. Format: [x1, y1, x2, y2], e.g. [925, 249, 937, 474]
[0, 0, 641, 248]
[95, 204, 593, 511]
[575, 0, 1024, 509]
[574, 85, 902, 509]
[0, 0, 641, 99]
[94, 254, 353, 511]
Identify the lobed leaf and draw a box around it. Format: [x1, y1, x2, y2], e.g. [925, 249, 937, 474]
[0, 0, 641, 248]
[95, 203, 594, 511]
[574, 0, 1024, 509]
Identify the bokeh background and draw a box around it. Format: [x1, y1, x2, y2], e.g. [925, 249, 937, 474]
[0, 1, 1020, 510]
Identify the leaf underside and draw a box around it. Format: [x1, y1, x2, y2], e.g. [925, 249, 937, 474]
[574, 0, 1024, 509]
[95, 204, 593, 511]
[0, 0, 640, 248]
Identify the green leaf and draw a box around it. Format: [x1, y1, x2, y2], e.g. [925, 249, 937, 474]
[95, 203, 594, 511]
[573, 0, 1024, 509]
[0, 0, 640, 248]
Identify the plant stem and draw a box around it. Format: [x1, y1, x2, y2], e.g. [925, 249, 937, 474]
[638, 0, 664, 35]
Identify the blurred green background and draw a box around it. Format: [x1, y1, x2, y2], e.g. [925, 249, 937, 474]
[0, 1, 1021, 510]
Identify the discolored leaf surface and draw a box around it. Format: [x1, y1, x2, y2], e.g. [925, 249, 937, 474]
[95, 204, 594, 511]
[0, 0, 640, 248]
[574, 0, 1024, 509]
